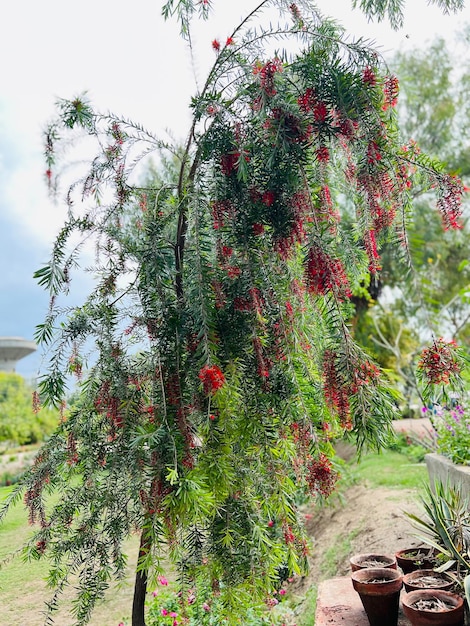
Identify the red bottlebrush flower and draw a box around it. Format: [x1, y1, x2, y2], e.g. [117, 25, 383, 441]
[313, 101, 328, 123]
[364, 229, 381, 274]
[316, 145, 330, 163]
[253, 336, 271, 379]
[437, 174, 464, 230]
[338, 117, 357, 140]
[362, 66, 376, 86]
[212, 198, 234, 229]
[306, 453, 338, 498]
[353, 360, 381, 388]
[233, 296, 252, 312]
[283, 523, 296, 544]
[226, 266, 241, 279]
[249, 287, 264, 314]
[198, 364, 226, 395]
[256, 58, 283, 97]
[45, 169, 52, 180]
[268, 519, 275, 528]
[221, 245, 233, 258]
[36, 540, 47, 554]
[297, 87, 316, 112]
[262, 190, 275, 206]
[220, 152, 239, 176]
[225, 36, 234, 46]
[418, 338, 462, 385]
[305, 244, 351, 301]
[322, 349, 352, 429]
[367, 141, 382, 164]
[211, 39, 220, 51]
[317, 184, 340, 228]
[252, 222, 265, 235]
[382, 75, 399, 110]
[285, 300, 294, 319]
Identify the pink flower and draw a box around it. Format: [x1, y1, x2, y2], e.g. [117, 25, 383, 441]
[203, 602, 211, 612]
[279, 588, 287, 595]
[161, 608, 169, 616]
[152, 590, 158, 597]
[170, 612, 178, 617]
[158, 575, 169, 586]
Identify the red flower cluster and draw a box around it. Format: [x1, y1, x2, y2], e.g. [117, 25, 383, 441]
[363, 229, 381, 274]
[317, 184, 340, 229]
[316, 145, 330, 163]
[305, 244, 351, 301]
[437, 174, 464, 230]
[418, 338, 462, 385]
[255, 58, 283, 97]
[198, 364, 226, 394]
[306, 453, 338, 497]
[212, 39, 220, 51]
[297, 87, 316, 112]
[322, 349, 352, 430]
[362, 66, 376, 86]
[220, 151, 240, 176]
[353, 359, 381, 390]
[382, 75, 399, 110]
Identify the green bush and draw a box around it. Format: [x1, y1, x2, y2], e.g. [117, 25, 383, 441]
[428, 404, 470, 464]
[145, 578, 293, 626]
[0, 372, 59, 444]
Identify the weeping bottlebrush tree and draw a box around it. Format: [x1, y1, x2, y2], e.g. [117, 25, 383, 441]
[1, 1, 466, 625]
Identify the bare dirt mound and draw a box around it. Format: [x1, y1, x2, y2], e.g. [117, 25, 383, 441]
[289, 481, 425, 608]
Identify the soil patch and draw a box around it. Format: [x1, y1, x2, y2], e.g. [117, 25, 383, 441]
[292, 482, 423, 598]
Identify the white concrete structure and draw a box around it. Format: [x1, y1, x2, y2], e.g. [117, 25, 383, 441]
[0, 337, 37, 372]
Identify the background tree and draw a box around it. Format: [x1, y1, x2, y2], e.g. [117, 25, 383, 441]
[0, 372, 58, 445]
[1, 1, 466, 625]
[352, 33, 470, 411]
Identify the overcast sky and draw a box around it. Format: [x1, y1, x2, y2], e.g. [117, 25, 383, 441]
[1, 0, 468, 378]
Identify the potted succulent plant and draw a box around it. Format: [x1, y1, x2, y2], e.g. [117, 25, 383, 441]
[395, 547, 439, 574]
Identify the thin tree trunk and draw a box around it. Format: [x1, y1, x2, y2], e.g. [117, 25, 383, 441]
[132, 530, 150, 626]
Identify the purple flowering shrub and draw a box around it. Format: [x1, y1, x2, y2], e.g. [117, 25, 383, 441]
[426, 404, 470, 465]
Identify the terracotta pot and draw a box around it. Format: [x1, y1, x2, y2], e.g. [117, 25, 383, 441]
[350, 553, 397, 572]
[403, 569, 454, 593]
[351, 567, 403, 626]
[402, 589, 464, 626]
[395, 548, 438, 574]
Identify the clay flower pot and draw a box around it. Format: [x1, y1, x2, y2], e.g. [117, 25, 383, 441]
[395, 548, 438, 574]
[351, 567, 403, 626]
[350, 553, 397, 572]
[402, 589, 464, 626]
[403, 569, 454, 593]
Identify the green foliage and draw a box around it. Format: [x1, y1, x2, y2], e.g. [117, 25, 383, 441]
[351, 35, 470, 412]
[0, 373, 58, 445]
[0, 2, 464, 625]
[405, 479, 470, 579]
[145, 581, 292, 626]
[427, 404, 470, 465]
[352, 0, 464, 29]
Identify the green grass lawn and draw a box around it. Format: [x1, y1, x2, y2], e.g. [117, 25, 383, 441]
[349, 450, 428, 490]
